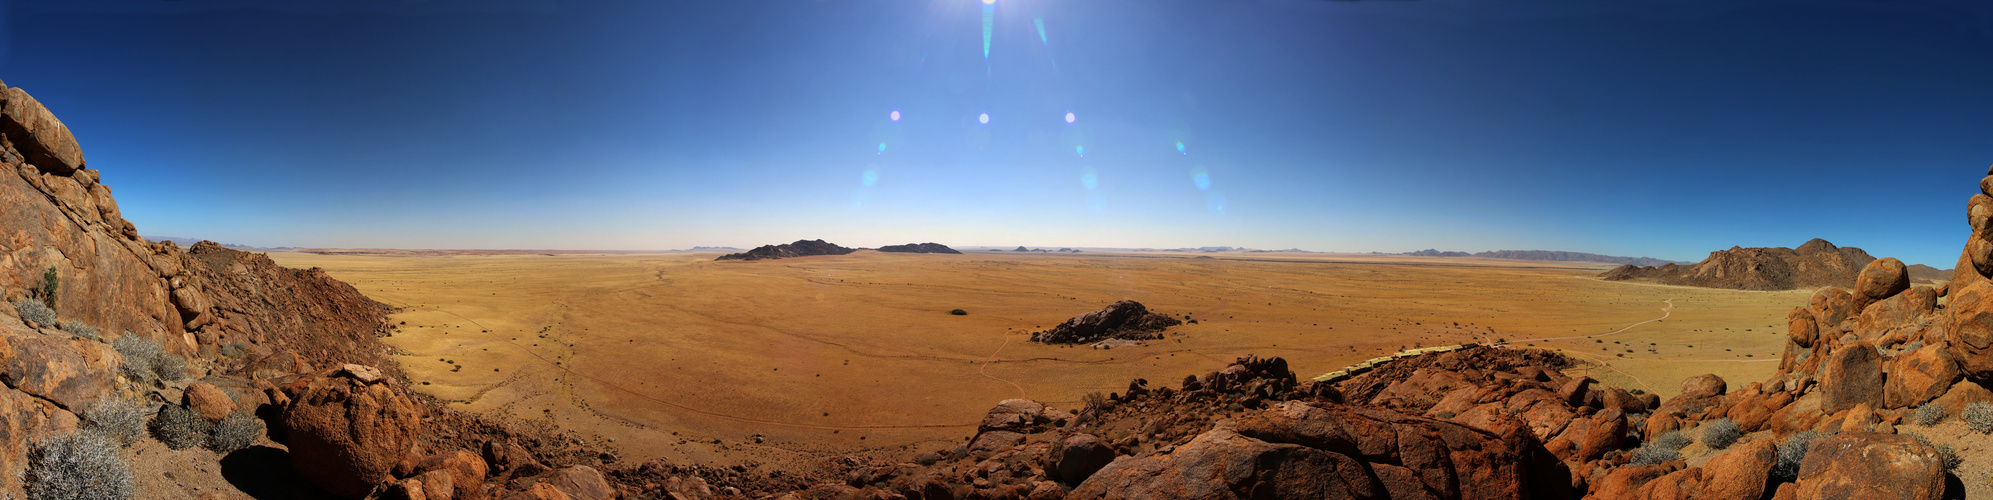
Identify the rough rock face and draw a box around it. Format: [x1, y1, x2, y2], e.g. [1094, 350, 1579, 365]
[283, 364, 425, 498]
[1068, 427, 1384, 500]
[714, 239, 855, 261]
[1598, 238, 1878, 290]
[1851, 257, 1911, 314]
[1030, 300, 1183, 344]
[1791, 433, 1945, 500]
[1818, 341, 1884, 414]
[0, 87, 84, 175]
[874, 242, 962, 254]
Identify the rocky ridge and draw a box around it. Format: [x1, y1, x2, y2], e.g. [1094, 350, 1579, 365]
[1600, 238, 1886, 290]
[1029, 300, 1183, 344]
[875, 243, 961, 254]
[716, 240, 857, 261]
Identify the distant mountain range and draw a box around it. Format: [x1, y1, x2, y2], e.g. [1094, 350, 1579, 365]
[1599, 238, 1949, 290]
[143, 236, 288, 251]
[1404, 249, 1689, 267]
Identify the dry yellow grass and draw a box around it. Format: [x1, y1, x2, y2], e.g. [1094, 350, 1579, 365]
[269, 250, 1804, 465]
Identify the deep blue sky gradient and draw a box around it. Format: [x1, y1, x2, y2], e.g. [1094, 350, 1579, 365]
[0, 0, 1988, 266]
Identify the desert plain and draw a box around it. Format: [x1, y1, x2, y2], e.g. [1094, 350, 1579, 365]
[268, 250, 1811, 466]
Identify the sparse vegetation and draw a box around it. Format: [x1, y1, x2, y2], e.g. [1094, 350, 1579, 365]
[206, 413, 262, 453]
[26, 429, 135, 500]
[1700, 418, 1741, 449]
[1965, 402, 1993, 434]
[1905, 432, 1961, 472]
[113, 332, 188, 383]
[148, 404, 210, 450]
[1914, 403, 1946, 426]
[1651, 430, 1692, 450]
[1772, 430, 1821, 482]
[58, 320, 99, 341]
[1626, 444, 1681, 466]
[12, 298, 56, 326]
[84, 397, 150, 447]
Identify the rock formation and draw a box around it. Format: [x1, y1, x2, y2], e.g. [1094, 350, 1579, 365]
[1029, 300, 1183, 344]
[714, 239, 855, 261]
[874, 242, 962, 254]
[1600, 238, 1886, 290]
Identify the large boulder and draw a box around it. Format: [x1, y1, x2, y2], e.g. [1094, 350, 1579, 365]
[1856, 286, 1936, 341]
[183, 381, 236, 422]
[1809, 289, 1856, 333]
[1699, 438, 1776, 500]
[1790, 433, 1946, 500]
[0, 86, 84, 175]
[1787, 307, 1818, 348]
[1680, 374, 1727, 399]
[1819, 341, 1884, 415]
[413, 450, 489, 500]
[1851, 257, 1910, 313]
[1233, 402, 1532, 499]
[1884, 345, 1961, 409]
[1053, 434, 1116, 483]
[1948, 280, 1993, 379]
[282, 365, 425, 498]
[1068, 428, 1383, 500]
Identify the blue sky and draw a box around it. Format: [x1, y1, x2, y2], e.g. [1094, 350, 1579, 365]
[0, 0, 1988, 266]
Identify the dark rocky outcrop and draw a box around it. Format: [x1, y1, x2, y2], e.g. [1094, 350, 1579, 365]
[714, 239, 855, 261]
[1599, 238, 1883, 290]
[874, 242, 961, 254]
[1030, 300, 1183, 344]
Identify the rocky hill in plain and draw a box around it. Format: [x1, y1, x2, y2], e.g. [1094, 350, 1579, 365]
[1408, 248, 1687, 266]
[1600, 238, 1886, 290]
[715, 239, 856, 261]
[875, 242, 961, 254]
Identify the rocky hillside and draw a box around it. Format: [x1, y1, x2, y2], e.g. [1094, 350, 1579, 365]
[715, 239, 856, 261]
[1030, 300, 1184, 344]
[875, 242, 961, 254]
[0, 82, 636, 500]
[1407, 249, 1685, 266]
[1599, 238, 1882, 290]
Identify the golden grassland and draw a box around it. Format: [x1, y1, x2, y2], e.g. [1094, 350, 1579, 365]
[269, 250, 1806, 465]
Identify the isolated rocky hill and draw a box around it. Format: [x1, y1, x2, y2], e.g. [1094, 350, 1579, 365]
[1600, 238, 1886, 290]
[1407, 249, 1685, 266]
[876, 242, 961, 254]
[715, 239, 856, 261]
[1031, 300, 1184, 344]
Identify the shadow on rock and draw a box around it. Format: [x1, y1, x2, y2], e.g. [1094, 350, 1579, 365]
[221, 446, 338, 500]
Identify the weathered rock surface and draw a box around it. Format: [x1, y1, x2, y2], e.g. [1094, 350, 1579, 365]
[1851, 257, 1910, 313]
[1819, 341, 1883, 414]
[1790, 433, 1945, 500]
[1068, 428, 1383, 500]
[282, 365, 425, 498]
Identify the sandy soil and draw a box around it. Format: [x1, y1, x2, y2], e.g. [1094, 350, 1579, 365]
[268, 250, 1804, 466]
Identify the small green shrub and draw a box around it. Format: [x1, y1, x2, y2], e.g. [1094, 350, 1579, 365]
[1651, 430, 1692, 450]
[27, 429, 135, 500]
[58, 320, 99, 341]
[1772, 430, 1821, 482]
[40, 266, 58, 311]
[1914, 403, 1947, 426]
[1905, 340, 1925, 351]
[12, 298, 56, 326]
[148, 404, 209, 450]
[1626, 445, 1681, 466]
[949, 309, 967, 316]
[1965, 402, 1993, 434]
[84, 397, 150, 447]
[206, 413, 261, 453]
[1700, 418, 1741, 450]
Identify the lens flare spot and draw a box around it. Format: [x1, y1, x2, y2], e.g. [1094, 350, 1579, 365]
[877, 143, 887, 154]
[1065, 112, 1076, 123]
[861, 166, 880, 187]
[982, 0, 994, 4]
[979, 113, 990, 124]
[889, 110, 900, 121]
[1175, 141, 1186, 154]
[1076, 145, 1085, 157]
[1034, 18, 1049, 46]
[1194, 173, 1211, 192]
[1081, 172, 1098, 191]
[982, 3, 994, 59]
[1205, 192, 1226, 214]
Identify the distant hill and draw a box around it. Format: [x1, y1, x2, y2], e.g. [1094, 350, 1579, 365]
[1404, 248, 1684, 266]
[1907, 263, 1950, 283]
[716, 239, 856, 261]
[687, 246, 742, 252]
[876, 243, 962, 254]
[1598, 238, 1923, 290]
[143, 236, 282, 251]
